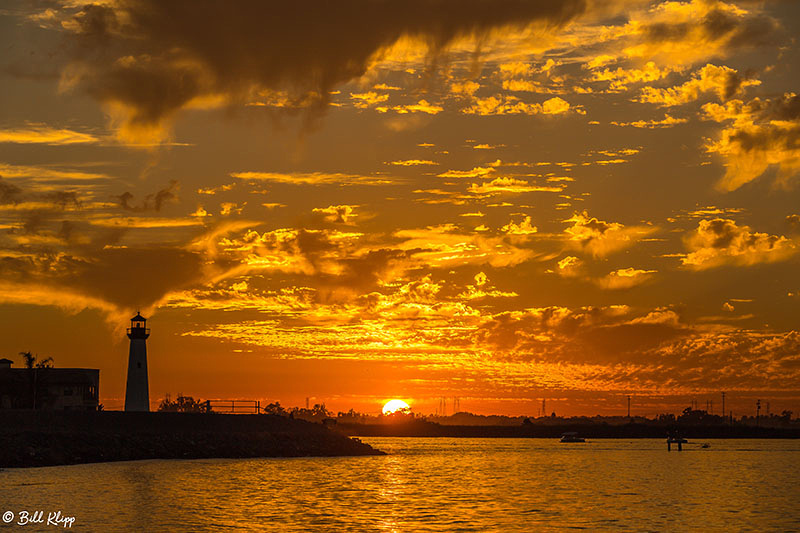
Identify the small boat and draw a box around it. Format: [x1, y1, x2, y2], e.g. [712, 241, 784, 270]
[560, 432, 586, 443]
[701, 443, 710, 449]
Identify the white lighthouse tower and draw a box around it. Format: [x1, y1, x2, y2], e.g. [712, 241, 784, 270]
[124, 312, 150, 411]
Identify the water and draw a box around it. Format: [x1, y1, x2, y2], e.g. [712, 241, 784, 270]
[1, 438, 798, 531]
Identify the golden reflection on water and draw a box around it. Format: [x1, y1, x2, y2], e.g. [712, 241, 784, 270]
[376, 455, 403, 533]
[0, 439, 798, 531]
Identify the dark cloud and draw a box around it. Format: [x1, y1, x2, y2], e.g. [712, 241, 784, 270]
[644, 5, 778, 48]
[42, 190, 81, 209]
[63, 0, 591, 132]
[66, 247, 205, 309]
[649, 331, 800, 390]
[114, 180, 179, 211]
[57, 220, 76, 243]
[20, 211, 47, 235]
[0, 244, 205, 309]
[726, 121, 800, 154]
[474, 306, 680, 359]
[474, 305, 800, 390]
[718, 68, 747, 101]
[705, 93, 800, 189]
[319, 248, 416, 293]
[0, 178, 22, 204]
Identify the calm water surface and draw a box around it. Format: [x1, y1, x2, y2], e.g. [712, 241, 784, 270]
[1, 438, 798, 531]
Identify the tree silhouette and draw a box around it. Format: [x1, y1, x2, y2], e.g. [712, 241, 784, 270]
[19, 351, 54, 409]
[263, 402, 287, 416]
[157, 394, 208, 412]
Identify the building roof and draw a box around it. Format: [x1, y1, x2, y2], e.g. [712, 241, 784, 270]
[131, 312, 147, 321]
[0, 358, 13, 363]
[0, 368, 99, 385]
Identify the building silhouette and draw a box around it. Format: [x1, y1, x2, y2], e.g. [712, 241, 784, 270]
[124, 312, 150, 412]
[0, 358, 99, 410]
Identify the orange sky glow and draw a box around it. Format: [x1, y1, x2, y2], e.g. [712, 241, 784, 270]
[1, 0, 799, 417]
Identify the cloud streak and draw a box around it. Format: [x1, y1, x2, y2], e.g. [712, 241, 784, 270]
[59, 0, 593, 141]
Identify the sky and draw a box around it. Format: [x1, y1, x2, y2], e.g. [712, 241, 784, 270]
[1, 0, 799, 417]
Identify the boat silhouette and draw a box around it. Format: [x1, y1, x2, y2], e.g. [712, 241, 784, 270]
[560, 432, 586, 443]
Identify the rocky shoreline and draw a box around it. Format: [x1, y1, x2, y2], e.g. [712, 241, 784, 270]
[0, 411, 384, 468]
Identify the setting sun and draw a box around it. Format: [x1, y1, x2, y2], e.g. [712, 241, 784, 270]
[382, 399, 411, 415]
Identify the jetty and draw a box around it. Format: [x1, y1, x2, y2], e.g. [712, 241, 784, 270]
[0, 410, 384, 468]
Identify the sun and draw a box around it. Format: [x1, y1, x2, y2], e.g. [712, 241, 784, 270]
[382, 399, 410, 415]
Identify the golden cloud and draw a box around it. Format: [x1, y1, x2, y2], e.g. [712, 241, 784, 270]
[387, 159, 438, 166]
[610, 114, 687, 128]
[390, 100, 443, 115]
[597, 267, 657, 289]
[437, 166, 495, 179]
[312, 204, 358, 224]
[350, 91, 390, 108]
[591, 61, 679, 91]
[617, 0, 779, 67]
[0, 163, 111, 183]
[554, 255, 584, 278]
[501, 215, 538, 235]
[461, 95, 577, 116]
[457, 272, 519, 300]
[468, 178, 563, 195]
[563, 211, 655, 257]
[393, 225, 537, 268]
[0, 125, 100, 145]
[231, 171, 393, 186]
[639, 63, 760, 106]
[682, 218, 795, 269]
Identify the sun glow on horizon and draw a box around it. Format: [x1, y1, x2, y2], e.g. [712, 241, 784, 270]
[382, 399, 411, 415]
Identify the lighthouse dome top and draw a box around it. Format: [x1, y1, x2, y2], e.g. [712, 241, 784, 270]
[128, 312, 150, 339]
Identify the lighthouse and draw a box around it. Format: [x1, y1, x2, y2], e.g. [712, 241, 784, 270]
[124, 312, 150, 411]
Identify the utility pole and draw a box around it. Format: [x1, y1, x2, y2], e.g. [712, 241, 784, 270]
[722, 392, 725, 419]
[627, 395, 631, 419]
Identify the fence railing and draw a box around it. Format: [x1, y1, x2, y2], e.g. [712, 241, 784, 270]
[205, 399, 261, 414]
